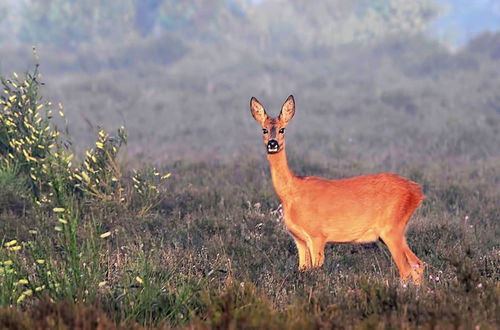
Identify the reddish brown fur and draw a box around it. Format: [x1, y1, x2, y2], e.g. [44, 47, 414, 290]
[251, 95, 425, 284]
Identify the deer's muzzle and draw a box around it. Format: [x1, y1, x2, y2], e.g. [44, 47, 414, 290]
[267, 140, 279, 153]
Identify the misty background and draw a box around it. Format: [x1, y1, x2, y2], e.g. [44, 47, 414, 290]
[0, 0, 499, 167]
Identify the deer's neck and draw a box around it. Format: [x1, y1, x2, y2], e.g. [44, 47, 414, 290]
[267, 148, 296, 201]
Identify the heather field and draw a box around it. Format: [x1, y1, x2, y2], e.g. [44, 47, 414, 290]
[0, 55, 498, 328]
[0, 1, 499, 329]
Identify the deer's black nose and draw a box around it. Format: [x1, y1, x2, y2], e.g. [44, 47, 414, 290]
[267, 140, 279, 153]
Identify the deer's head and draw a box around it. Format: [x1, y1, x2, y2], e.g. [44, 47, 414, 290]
[250, 95, 295, 154]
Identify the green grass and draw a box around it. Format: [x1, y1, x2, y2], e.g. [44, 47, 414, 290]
[0, 63, 498, 329]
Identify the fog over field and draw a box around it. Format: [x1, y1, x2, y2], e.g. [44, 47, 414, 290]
[0, 0, 498, 163]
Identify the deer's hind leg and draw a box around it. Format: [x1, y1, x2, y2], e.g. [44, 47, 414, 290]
[380, 231, 413, 282]
[399, 196, 424, 284]
[401, 189, 425, 283]
[402, 241, 424, 284]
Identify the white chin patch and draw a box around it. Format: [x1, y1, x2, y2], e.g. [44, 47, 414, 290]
[267, 148, 279, 153]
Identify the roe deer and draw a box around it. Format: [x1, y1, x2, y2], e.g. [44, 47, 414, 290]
[250, 95, 425, 284]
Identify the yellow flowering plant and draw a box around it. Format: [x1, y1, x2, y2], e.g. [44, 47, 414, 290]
[0, 64, 58, 201]
[131, 167, 171, 216]
[0, 66, 126, 305]
[73, 127, 127, 202]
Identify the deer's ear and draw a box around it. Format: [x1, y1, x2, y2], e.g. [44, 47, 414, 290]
[279, 95, 295, 123]
[250, 97, 268, 125]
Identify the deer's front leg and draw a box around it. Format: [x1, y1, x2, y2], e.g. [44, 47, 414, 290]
[309, 236, 327, 268]
[292, 235, 312, 270]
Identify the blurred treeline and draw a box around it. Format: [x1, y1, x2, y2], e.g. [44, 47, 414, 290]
[1, 0, 438, 48]
[0, 0, 498, 163]
[0, 0, 441, 72]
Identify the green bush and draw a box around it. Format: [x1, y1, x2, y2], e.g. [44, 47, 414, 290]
[0, 65, 170, 308]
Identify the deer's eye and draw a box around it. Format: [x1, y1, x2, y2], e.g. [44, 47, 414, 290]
[262, 129, 268, 134]
[279, 128, 285, 134]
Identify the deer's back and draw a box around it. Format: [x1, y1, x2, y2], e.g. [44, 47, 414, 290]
[282, 173, 424, 243]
